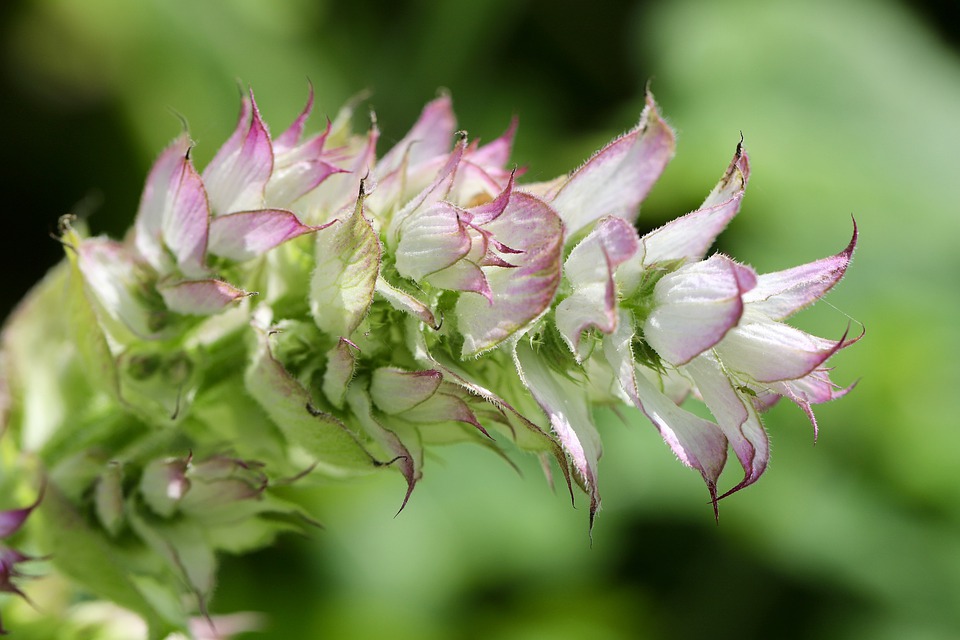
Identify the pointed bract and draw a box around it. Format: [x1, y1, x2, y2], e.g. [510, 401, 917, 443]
[548, 93, 675, 236]
[203, 90, 274, 215]
[158, 279, 252, 315]
[208, 209, 328, 262]
[743, 219, 857, 320]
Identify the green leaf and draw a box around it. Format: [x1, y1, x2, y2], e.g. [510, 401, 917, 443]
[37, 483, 181, 638]
[310, 192, 382, 337]
[245, 327, 377, 472]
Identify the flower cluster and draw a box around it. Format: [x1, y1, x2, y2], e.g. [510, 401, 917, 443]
[0, 87, 856, 636]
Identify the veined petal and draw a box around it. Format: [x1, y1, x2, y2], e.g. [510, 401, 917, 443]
[310, 192, 382, 337]
[158, 279, 252, 315]
[269, 100, 343, 207]
[716, 312, 846, 383]
[514, 340, 602, 530]
[203, 90, 274, 215]
[208, 209, 328, 262]
[556, 216, 640, 353]
[743, 220, 858, 320]
[685, 353, 770, 499]
[370, 368, 443, 415]
[774, 368, 854, 405]
[603, 314, 727, 512]
[134, 135, 187, 273]
[548, 93, 675, 236]
[134, 135, 210, 278]
[645, 255, 757, 366]
[162, 154, 210, 278]
[377, 95, 456, 178]
[636, 142, 749, 268]
[458, 192, 564, 357]
[396, 202, 473, 280]
[464, 170, 514, 226]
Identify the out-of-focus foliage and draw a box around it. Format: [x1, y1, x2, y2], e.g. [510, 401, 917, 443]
[2, 0, 959, 638]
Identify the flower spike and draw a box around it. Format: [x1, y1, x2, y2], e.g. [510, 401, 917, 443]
[0, 85, 860, 634]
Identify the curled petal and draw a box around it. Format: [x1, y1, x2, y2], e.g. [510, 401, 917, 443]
[400, 391, 488, 435]
[208, 209, 329, 262]
[458, 193, 564, 357]
[407, 318, 573, 492]
[548, 93, 675, 236]
[636, 142, 749, 268]
[426, 260, 492, 301]
[203, 90, 274, 215]
[464, 170, 515, 226]
[293, 104, 379, 223]
[744, 219, 858, 320]
[645, 255, 758, 366]
[266, 158, 344, 210]
[770, 370, 857, 440]
[396, 202, 473, 280]
[468, 116, 517, 169]
[701, 137, 751, 209]
[451, 120, 518, 203]
[386, 136, 467, 247]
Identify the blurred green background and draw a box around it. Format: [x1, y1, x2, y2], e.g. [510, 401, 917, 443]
[2, 0, 959, 638]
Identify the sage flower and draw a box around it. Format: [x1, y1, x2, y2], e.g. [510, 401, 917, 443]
[0, 86, 857, 635]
